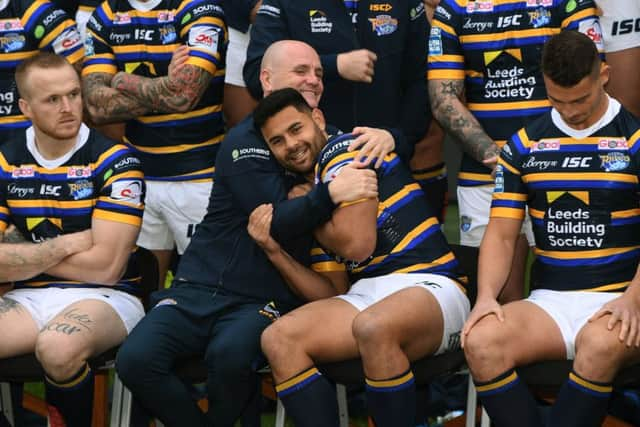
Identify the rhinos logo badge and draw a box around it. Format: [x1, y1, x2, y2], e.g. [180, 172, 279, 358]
[369, 14, 398, 36]
[600, 152, 630, 172]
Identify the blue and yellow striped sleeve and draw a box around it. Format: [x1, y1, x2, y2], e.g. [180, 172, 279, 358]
[490, 137, 527, 220]
[560, 0, 603, 55]
[310, 246, 345, 273]
[26, 1, 84, 64]
[427, 0, 464, 80]
[93, 145, 145, 226]
[177, 0, 228, 75]
[82, 3, 117, 76]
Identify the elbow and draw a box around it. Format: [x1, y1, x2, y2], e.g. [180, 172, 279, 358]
[339, 238, 376, 264]
[95, 263, 126, 286]
[174, 97, 199, 113]
[84, 104, 109, 126]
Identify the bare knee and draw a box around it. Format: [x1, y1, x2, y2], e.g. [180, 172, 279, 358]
[574, 323, 627, 380]
[464, 318, 511, 379]
[352, 311, 393, 351]
[35, 334, 87, 381]
[261, 318, 302, 366]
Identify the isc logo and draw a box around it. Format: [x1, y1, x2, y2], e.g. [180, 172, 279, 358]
[611, 18, 640, 36]
[561, 156, 591, 168]
[40, 184, 62, 196]
[369, 3, 392, 12]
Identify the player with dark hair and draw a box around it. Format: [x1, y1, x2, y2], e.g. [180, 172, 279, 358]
[115, 41, 389, 427]
[463, 31, 640, 427]
[251, 88, 469, 427]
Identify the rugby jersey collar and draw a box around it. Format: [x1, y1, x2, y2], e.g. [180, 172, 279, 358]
[26, 123, 90, 170]
[551, 96, 620, 140]
[128, 0, 163, 11]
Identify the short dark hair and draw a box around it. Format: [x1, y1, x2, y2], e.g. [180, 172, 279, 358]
[254, 88, 313, 131]
[15, 52, 73, 99]
[541, 31, 600, 87]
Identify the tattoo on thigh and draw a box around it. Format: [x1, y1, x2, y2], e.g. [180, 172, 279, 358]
[41, 322, 83, 335]
[62, 308, 93, 331]
[41, 308, 94, 335]
[0, 297, 20, 315]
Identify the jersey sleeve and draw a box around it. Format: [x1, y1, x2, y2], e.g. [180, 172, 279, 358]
[28, 1, 84, 64]
[490, 129, 528, 221]
[427, 0, 464, 81]
[93, 145, 145, 226]
[559, 0, 604, 54]
[310, 245, 346, 274]
[82, 2, 117, 76]
[315, 133, 383, 208]
[176, 0, 227, 75]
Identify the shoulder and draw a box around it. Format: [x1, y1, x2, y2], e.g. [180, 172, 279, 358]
[87, 130, 141, 168]
[176, 0, 225, 18]
[318, 133, 356, 165]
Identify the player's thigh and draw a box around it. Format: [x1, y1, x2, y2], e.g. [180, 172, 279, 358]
[0, 293, 39, 358]
[469, 300, 566, 366]
[358, 286, 445, 359]
[39, 292, 142, 358]
[267, 298, 361, 363]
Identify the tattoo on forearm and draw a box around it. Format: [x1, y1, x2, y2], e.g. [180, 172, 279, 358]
[0, 297, 20, 315]
[429, 80, 499, 163]
[111, 65, 211, 113]
[83, 73, 149, 123]
[0, 237, 68, 281]
[2, 228, 28, 244]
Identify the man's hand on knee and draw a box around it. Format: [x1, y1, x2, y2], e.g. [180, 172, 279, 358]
[462, 297, 504, 348]
[589, 292, 640, 347]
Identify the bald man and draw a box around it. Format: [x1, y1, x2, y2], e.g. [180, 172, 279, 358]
[115, 40, 397, 427]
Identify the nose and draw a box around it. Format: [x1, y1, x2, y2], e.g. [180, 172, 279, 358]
[59, 95, 72, 112]
[305, 72, 320, 86]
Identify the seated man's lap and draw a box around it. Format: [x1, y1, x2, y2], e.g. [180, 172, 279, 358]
[526, 290, 620, 359]
[6, 287, 144, 334]
[337, 273, 469, 355]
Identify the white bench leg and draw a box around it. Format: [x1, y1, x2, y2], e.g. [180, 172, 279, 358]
[336, 384, 348, 427]
[0, 382, 14, 427]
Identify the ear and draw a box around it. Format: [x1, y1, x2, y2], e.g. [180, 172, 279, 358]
[18, 98, 31, 119]
[260, 68, 272, 95]
[599, 62, 610, 87]
[311, 107, 326, 131]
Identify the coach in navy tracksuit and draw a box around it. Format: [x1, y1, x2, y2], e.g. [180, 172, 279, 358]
[115, 40, 394, 427]
[244, 0, 431, 150]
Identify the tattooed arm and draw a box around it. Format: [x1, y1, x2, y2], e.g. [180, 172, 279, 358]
[428, 78, 499, 164]
[0, 229, 92, 282]
[83, 72, 151, 125]
[110, 62, 212, 114]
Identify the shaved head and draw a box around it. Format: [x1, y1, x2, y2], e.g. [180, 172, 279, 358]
[259, 40, 324, 108]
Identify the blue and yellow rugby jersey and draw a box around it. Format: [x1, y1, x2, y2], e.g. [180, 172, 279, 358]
[83, 0, 227, 181]
[0, 0, 83, 135]
[314, 133, 465, 285]
[428, 0, 602, 186]
[0, 124, 146, 294]
[491, 98, 640, 292]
